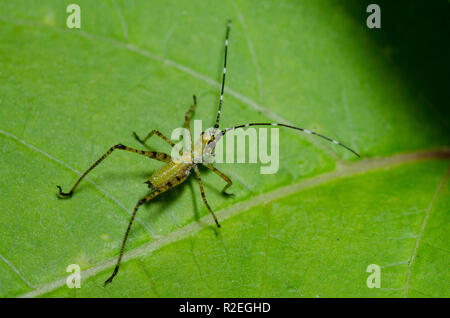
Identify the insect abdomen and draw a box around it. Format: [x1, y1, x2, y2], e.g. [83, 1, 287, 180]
[148, 162, 190, 189]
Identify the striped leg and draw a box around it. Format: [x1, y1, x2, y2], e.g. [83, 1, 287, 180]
[104, 190, 162, 286]
[133, 129, 185, 157]
[184, 95, 197, 159]
[57, 144, 171, 198]
[193, 165, 221, 228]
[185, 95, 197, 136]
[203, 163, 234, 197]
[133, 129, 175, 148]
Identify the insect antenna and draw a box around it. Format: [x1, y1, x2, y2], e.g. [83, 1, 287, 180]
[214, 20, 232, 129]
[220, 123, 360, 157]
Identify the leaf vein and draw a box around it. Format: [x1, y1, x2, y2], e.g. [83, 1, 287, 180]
[402, 167, 450, 297]
[0, 128, 155, 237]
[0, 253, 34, 289]
[18, 148, 450, 298]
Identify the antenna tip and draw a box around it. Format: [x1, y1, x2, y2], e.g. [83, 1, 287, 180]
[350, 150, 361, 158]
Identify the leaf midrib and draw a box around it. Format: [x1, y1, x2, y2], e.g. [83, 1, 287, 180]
[18, 147, 450, 298]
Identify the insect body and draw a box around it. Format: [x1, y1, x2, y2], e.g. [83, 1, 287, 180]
[57, 20, 359, 286]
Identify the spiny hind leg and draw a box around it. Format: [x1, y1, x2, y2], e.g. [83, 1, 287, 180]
[104, 190, 162, 286]
[203, 163, 234, 197]
[193, 165, 221, 228]
[57, 144, 171, 198]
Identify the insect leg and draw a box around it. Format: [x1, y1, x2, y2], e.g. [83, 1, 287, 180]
[185, 95, 197, 136]
[104, 190, 162, 286]
[193, 165, 221, 228]
[133, 129, 175, 148]
[184, 95, 197, 160]
[57, 144, 170, 198]
[127, 148, 172, 163]
[203, 163, 234, 197]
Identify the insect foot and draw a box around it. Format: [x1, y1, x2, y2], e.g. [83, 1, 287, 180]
[56, 185, 73, 199]
[104, 266, 119, 287]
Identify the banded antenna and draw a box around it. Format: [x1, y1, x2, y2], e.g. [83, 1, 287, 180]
[212, 20, 359, 158]
[214, 20, 231, 129]
[221, 123, 360, 157]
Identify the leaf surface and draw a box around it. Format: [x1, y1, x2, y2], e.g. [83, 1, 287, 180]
[0, 0, 448, 297]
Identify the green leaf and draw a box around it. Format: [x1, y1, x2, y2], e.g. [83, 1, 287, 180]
[0, 0, 448, 298]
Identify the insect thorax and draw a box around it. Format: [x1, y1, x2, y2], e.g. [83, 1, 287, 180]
[191, 129, 222, 164]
